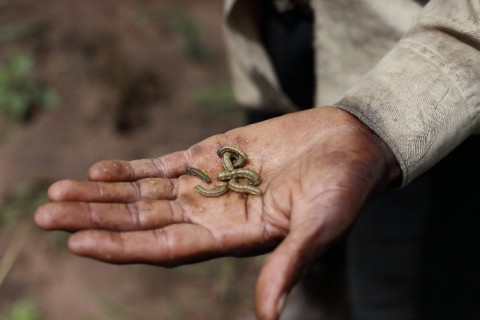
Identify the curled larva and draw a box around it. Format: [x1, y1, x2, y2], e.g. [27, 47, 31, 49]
[218, 168, 262, 186]
[217, 145, 247, 168]
[227, 178, 262, 196]
[194, 182, 229, 197]
[186, 167, 212, 183]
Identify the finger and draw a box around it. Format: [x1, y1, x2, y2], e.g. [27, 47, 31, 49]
[88, 151, 189, 182]
[67, 224, 220, 266]
[255, 222, 326, 320]
[35, 200, 187, 232]
[47, 178, 177, 202]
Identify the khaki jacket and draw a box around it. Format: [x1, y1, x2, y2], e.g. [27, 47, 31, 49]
[223, 0, 480, 185]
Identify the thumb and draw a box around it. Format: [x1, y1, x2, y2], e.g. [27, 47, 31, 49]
[254, 220, 327, 320]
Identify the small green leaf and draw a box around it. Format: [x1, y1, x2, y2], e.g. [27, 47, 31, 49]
[0, 53, 58, 122]
[8, 54, 33, 77]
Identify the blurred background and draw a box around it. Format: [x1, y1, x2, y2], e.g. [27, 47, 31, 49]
[0, 0, 264, 319]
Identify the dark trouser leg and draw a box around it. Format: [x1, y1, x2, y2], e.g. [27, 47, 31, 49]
[418, 136, 480, 320]
[245, 109, 287, 125]
[347, 175, 430, 320]
[347, 137, 480, 320]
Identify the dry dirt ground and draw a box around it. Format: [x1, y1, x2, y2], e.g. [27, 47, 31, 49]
[0, 1, 264, 319]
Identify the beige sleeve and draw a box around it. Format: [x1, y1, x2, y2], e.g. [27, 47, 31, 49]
[335, 0, 480, 186]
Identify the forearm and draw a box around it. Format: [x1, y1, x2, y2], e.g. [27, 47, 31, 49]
[335, 0, 480, 185]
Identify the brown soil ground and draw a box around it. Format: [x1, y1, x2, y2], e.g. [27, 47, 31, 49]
[0, 1, 264, 319]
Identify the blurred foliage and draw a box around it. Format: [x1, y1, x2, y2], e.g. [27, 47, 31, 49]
[84, 288, 147, 320]
[0, 181, 48, 232]
[0, 224, 27, 289]
[0, 299, 39, 320]
[0, 182, 48, 289]
[0, 19, 48, 44]
[167, 12, 212, 62]
[160, 258, 258, 320]
[131, 9, 153, 28]
[51, 231, 70, 252]
[194, 82, 244, 121]
[0, 53, 57, 122]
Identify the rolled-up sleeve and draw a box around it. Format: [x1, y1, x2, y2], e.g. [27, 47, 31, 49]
[335, 0, 480, 186]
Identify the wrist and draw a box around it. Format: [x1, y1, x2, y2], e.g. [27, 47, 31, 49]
[326, 106, 402, 189]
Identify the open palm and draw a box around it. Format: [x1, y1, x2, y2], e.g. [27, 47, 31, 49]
[35, 107, 398, 320]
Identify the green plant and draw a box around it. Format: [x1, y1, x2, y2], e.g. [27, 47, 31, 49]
[195, 82, 235, 111]
[167, 12, 212, 62]
[0, 181, 48, 232]
[194, 82, 244, 122]
[0, 299, 39, 320]
[0, 53, 57, 122]
[0, 182, 48, 289]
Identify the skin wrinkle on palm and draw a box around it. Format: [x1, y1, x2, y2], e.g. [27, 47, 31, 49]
[35, 107, 400, 320]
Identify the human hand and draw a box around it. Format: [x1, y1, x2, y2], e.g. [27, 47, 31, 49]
[35, 106, 400, 320]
